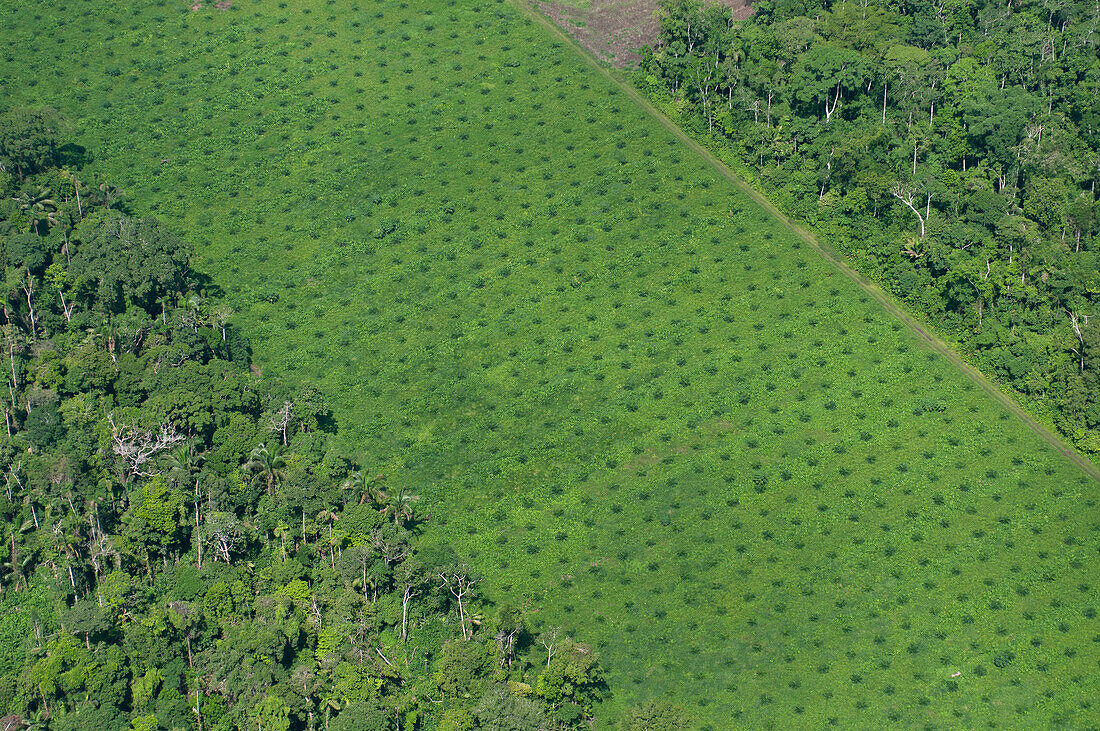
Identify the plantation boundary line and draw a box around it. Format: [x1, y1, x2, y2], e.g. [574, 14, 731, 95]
[511, 0, 1100, 484]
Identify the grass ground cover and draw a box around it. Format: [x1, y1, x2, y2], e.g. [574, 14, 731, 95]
[3, 0, 1098, 726]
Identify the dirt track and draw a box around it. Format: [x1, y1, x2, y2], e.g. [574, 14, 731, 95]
[512, 0, 1100, 484]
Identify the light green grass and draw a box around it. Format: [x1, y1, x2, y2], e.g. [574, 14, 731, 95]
[3, 0, 1098, 726]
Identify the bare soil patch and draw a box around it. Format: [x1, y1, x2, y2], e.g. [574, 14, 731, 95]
[537, 0, 751, 67]
[190, 0, 233, 11]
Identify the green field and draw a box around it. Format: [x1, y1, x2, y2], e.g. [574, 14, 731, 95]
[4, 0, 1098, 726]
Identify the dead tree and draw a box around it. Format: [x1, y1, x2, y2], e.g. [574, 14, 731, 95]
[891, 183, 931, 238]
[496, 626, 520, 669]
[205, 511, 243, 563]
[438, 566, 478, 640]
[107, 415, 184, 483]
[398, 561, 424, 642]
[538, 627, 561, 668]
[1068, 310, 1090, 373]
[270, 401, 294, 446]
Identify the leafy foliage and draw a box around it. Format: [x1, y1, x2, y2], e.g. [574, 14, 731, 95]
[0, 137, 605, 730]
[2, 0, 1097, 726]
[641, 0, 1100, 456]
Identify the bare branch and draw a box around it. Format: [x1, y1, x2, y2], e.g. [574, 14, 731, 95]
[269, 401, 294, 446]
[107, 415, 184, 481]
[891, 184, 928, 238]
[1068, 309, 1091, 373]
[438, 566, 478, 640]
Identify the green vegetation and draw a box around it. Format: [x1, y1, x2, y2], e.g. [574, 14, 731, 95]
[2, 0, 1097, 727]
[0, 128, 611, 729]
[640, 0, 1100, 457]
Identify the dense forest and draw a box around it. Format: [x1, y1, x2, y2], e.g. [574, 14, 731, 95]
[639, 0, 1100, 456]
[0, 111, 687, 731]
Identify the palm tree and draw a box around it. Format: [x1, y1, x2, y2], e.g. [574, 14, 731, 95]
[166, 441, 205, 568]
[12, 186, 58, 235]
[180, 294, 206, 332]
[246, 439, 286, 496]
[52, 510, 85, 593]
[342, 470, 390, 507]
[2, 529, 32, 592]
[154, 295, 173, 325]
[340, 470, 363, 508]
[94, 179, 123, 209]
[316, 508, 338, 569]
[246, 443, 286, 496]
[164, 441, 202, 488]
[60, 168, 86, 219]
[273, 521, 291, 561]
[20, 708, 50, 731]
[380, 489, 419, 527]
